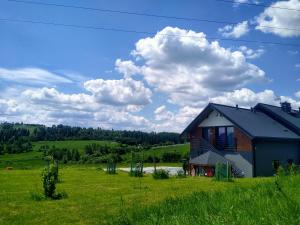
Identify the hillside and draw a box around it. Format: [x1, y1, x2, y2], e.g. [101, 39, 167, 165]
[0, 140, 189, 169]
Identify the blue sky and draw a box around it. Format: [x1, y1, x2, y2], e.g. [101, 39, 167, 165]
[0, 0, 300, 132]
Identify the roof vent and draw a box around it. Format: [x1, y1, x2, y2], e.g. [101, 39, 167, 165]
[236, 104, 239, 109]
[280, 101, 292, 113]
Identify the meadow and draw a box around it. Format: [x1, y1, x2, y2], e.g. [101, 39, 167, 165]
[0, 140, 119, 169]
[0, 165, 271, 225]
[0, 141, 299, 225]
[0, 140, 188, 169]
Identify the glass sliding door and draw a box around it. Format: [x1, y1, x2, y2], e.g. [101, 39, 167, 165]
[226, 127, 235, 149]
[216, 127, 226, 150]
[216, 126, 235, 151]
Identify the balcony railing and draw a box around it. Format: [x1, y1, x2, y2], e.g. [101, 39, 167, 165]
[215, 137, 237, 151]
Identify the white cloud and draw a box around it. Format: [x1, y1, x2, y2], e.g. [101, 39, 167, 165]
[154, 105, 174, 121]
[218, 21, 250, 38]
[23, 87, 97, 111]
[119, 27, 266, 107]
[295, 91, 300, 98]
[210, 88, 300, 108]
[0, 67, 73, 86]
[84, 78, 152, 106]
[0, 86, 152, 130]
[238, 46, 265, 59]
[115, 59, 141, 78]
[255, 0, 300, 37]
[152, 105, 201, 132]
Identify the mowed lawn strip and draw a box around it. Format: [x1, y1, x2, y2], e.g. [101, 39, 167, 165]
[0, 166, 270, 225]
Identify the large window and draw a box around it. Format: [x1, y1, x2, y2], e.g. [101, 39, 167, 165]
[216, 126, 235, 151]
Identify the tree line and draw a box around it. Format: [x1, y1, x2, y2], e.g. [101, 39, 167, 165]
[0, 122, 184, 154]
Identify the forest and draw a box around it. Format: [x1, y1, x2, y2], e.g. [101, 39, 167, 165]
[0, 122, 183, 154]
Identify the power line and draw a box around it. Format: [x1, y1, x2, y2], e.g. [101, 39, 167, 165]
[5, 0, 300, 32]
[215, 0, 300, 12]
[1, 17, 300, 48]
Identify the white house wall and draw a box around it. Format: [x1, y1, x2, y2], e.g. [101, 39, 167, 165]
[199, 110, 233, 127]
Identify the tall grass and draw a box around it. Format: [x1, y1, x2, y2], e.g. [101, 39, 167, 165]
[113, 175, 300, 225]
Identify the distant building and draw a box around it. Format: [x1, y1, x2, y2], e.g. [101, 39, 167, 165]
[181, 102, 300, 177]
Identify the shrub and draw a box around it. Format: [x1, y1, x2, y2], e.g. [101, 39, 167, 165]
[41, 161, 66, 199]
[277, 166, 286, 177]
[287, 163, 298, 176]
[152, 169, 169, 179]
[42, 166, 56, 198]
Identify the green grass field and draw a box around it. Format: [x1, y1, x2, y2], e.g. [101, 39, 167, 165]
[1, 141, 299, 225]
[0, 140, 119, 169]
[0, 165, 272, 225]
[0, 141, 187, 169]
[122, 143, 189, 162]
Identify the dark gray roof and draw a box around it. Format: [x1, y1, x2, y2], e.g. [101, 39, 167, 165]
[182, 103, 299, 140]
[189, 150, 229, 165]
[255, 103, 300, 135]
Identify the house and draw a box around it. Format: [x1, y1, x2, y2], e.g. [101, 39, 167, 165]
[181, 102, 300, 177]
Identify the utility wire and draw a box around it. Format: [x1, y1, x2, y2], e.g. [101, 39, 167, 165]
[5, 0, 300, 32]
[215, 0, 300, 12]
[1, 18, 300, 48]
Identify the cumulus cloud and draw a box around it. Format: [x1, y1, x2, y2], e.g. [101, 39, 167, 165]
[255, 0, 300, 37]
[23, 87, 97, 111]
[295, 91, 300, 98]
[119, 27, 266, 107]
[0, 67, 73, 86]
[218, 21, 250, 38]
[0, 74, 153, 130]
[0, 86, 151, 130]
[210, 88, 300, 108]
[238, 46, 265, 59]
[152, 105, 201, 132]
[84, 78, 152, 106]
[115, 59, 141, 78]
[154, 105, 174, 121]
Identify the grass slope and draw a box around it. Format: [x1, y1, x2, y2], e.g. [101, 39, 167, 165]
[122, 143, 189, 162]
[0, 141, 188, 169]
[0, 140, 119, 169]
[114, 175, 300, 225]
[0, 166, 270, 225]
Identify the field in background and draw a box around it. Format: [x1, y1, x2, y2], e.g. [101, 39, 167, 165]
[0, 141, 188, 169]
[0, 166, 270, 225]
[122, 143, 189, 162]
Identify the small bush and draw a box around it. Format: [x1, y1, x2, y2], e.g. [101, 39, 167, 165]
[287, 163, 298, 176]
[277, 166, 286, 177]
[152, 169, 169, 179]
[42, 166, 56, 198]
